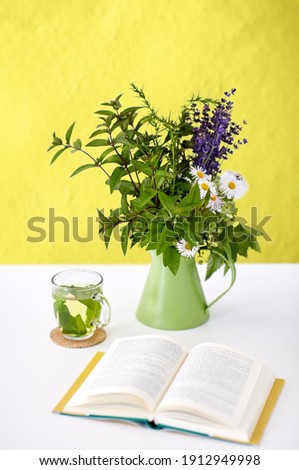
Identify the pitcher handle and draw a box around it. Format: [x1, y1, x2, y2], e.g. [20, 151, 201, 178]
[206, 250, 236, 310]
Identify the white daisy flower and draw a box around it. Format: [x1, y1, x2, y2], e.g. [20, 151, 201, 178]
[219, 171, 248, 199]
[198, 179, 216, 198]
[189, 165, 211, 182]
[207, 193, 224, 213]
[176, 239, 199, 258]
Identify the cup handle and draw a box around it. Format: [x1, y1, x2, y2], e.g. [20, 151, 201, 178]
[91, 293, 111, 328]
[206, 249, 236, 310]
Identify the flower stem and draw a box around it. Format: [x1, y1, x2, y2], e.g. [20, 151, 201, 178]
[107, 129, 140, 195]
[65, 145, 111, 178]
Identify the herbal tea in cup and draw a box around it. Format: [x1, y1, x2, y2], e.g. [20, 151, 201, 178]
[51, 269, 111, 340]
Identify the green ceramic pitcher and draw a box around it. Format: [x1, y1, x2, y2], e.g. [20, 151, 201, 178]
[136, 251, 236, 330]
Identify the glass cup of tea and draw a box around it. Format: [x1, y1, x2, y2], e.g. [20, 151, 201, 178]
[51, 269, 111, 340]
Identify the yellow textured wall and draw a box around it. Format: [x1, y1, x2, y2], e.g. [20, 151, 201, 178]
[1, 0, 298, 264]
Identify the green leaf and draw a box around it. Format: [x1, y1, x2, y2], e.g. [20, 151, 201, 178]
[230, 225, 251, 257]
[101, 94, 122, 110]
[233, 223, 249, 243]
[98, 217, 121, 254]
[78, 299, 101, 327]
[102, 223, 114, 248]
[70, 164, 95, 178]
[86, 139, 109, 147]
[120, 106, 143, 116]
[74, 314, 88, 334]
[50, 146, 68, 165]
[156, 226, 174, 255]
[140, 176, 152, 190]
[95, 109, 115, 116]
[163, 131, 171, 144]
[132, 188, 156, 210]
[116, 180, 136, 195]
[110, 119, 123, 133]
[173, 205, 193, 217]
[203, 188, 211, 206]
[102, 155, 123, 165]
[104, 114, 114, 126]
[158, 192, 176, 215]
[133, 160, 152, 176]
[48, 144, 58, 151]
[205, 252, 224, 281]
[121, 147, 130, 164]
[65, 121, 76, 144]
[53, 299, 62, 319]
[155, 169, 171, 189]
[73, 139, 82, 149]
[177, 183, 201, 209]
[97, 147, 116, 162]
[121, 193, 129, 214]
[55, 300, 87, 335]
[121, 223, 130, 255]
[229, 239, 238, 263]
[146, 241, 158, 251]
[241, 224, 261, 238]
[221, 237, 232, 260]
[135, 115, 151, 130]
[109, 167, 127, 193]
[250, 240, 261, 252]
[156, 226, 167, 255]
[97, 208, 110, 223]
[100, 101, 114, 107]
[163, 246, 181, 275]
[172, 220, 198, 246]
[138, 229, 151, 246]
[89, 129, 107, 139]
[119, 118, 129, 132]
[156, 169, 170, 177]
[234, 240, 249, 257]
[52, 132, 62, 145]
[113, 132, 130, 144]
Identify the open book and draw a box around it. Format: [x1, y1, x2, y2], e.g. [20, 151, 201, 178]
[53, 335, 284, 444]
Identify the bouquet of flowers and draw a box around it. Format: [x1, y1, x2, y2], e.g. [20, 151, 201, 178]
[48, 84, 260, 277]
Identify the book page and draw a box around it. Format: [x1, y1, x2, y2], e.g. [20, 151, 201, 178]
[67, 335, 186, 412]
[157, 343, 265, 427]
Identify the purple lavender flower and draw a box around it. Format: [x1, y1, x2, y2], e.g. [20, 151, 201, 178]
[191, 90, 247, 175]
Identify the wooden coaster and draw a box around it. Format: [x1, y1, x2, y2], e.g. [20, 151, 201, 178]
[50, 327, 106, 348]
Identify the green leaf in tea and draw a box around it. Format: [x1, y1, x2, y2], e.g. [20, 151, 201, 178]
[54, 300, 87, 335]
[77, 298, 101, 327]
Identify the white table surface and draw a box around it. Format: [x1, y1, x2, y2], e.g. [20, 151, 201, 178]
[0, 263, 298, 450]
